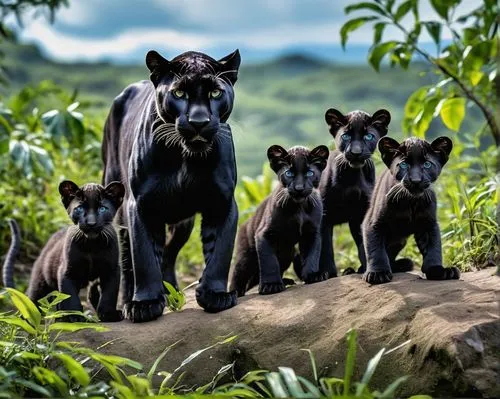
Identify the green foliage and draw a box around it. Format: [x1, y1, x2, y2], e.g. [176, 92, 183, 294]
[164, 281, 186, 312]
[341, 0, 499, 144]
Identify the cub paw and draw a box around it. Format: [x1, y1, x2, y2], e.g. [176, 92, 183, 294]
[282, 278, 296, 286]
[425, 266, 460, 280]
[392, 258, 414, 273]
[61, 314, 87, 323]
[259, 281, 286, 295]
[196, 287, 237, 313]
[123, 296, 165, 323]
[363, 270, 393, 284]
[303, 271, 328, 284]
[342, 265, 365, 275]
[98, 309, 123, 323]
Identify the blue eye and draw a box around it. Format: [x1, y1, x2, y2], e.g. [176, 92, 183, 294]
[98, 206, 107, 214]
[423, 161, 432, 169]
[74, 206, 84, 215]
[341, 134, 351, 141]
[306, 169, 314, 177]
[285, 170, 294, 178]
[399, 161, 409, 170]
[364, 133, 375, 141]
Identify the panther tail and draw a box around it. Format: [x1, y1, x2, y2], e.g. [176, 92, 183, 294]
[2, 219, 21, 288]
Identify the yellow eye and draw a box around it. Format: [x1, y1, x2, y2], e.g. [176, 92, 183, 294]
[210, 89, 222, 99]
[173, 90, 185, 98]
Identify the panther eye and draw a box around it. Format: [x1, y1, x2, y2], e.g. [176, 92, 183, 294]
[423, 161, 432, 169]
[210, 89, 222, 99]
[98, 206, 108, 214]
[285, 169, 294, 178]
[364, 133, 375, 141]
[399, 161, 409, 170]
[74, 205, 84, 215]
[306, 169, 314, 177]
[172, 89, 186, 99]
[341, 133, 351, 141]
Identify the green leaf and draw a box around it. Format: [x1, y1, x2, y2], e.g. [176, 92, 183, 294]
[54, 353, 91, 386]
[404, 86, 431, 119]
[413, 96, 440, 137]
[48, 322, 109, 333]
[430, 0, 459, 21]
[439, 97, 465, 131]
[0, 316, 37, 335]
[163, 281, 186, 312]
[344, 329, 357, 394]
[368, 41, 398, 71]
[4, 288, 41, 329]
[424, 21, 441, 45]
[37, 291, 71, 310]
[340, 16, 379, 49]
[265, 372, 288, 398]
[373, 22, 386, 44]
[378, 376, 409, 398]
[32, 366, 68, 397]
[345, 2, 386, 15]
[394, 0, 413, 22]
[356, 347, 386, 395]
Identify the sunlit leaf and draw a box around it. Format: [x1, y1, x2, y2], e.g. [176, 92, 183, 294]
[439, 97, 466, 131]
[54, 353, 90, 386]
[4, 288, 41, 329]
[48, 322, 109, 333]
[368, 41, 398, 71]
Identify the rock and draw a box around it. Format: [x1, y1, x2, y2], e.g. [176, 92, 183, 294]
[77, 269, 500, 397]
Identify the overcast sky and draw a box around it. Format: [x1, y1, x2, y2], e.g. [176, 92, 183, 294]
[11, 0, 478, 64]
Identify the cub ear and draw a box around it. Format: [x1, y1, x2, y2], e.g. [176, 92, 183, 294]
[370, 109, 391, 137]
[59, 180, 80, 208]
[267, 145, 288, 173]
[104, 181, 126, 207]
[325, 108, 347, 137]
[146, 50, 170, 86]
[309, 145, 329, 171]
[378, 137, 401, 168]
[218, 49, 241, 85]
[430, 136, 453, 165]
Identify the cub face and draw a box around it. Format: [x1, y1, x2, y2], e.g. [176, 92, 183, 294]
[325, 108, 391, 168]
[267, 145, 329, 203]
[145, 50, 241, 154]
[378, 136, 453, 195]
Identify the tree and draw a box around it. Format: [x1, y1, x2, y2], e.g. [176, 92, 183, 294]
[340, 0, 499, 146]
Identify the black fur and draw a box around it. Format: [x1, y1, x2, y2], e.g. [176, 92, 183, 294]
[2, 219, 20, 288]
[4, 181, 125, 321]
[362, 136, 460, 284]
[102, 49, 241, 321]
[229, 145, 329, 296]
[318, 109, 391, 277]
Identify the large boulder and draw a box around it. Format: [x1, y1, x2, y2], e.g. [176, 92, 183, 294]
[79, 269, 500, 397]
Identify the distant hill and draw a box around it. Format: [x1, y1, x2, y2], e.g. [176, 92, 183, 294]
[2, 41, 482, 177]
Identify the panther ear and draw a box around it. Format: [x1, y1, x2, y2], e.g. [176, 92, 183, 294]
[104, 181, 125, 208]
[267, 145, 289, 174]
[430, 136, 453, 165]
[325, 108, 347, 137]
[378, 137, 401, 168]
[370, 109, 391, 137]
[59, 180, 80, 208]
[309, 145, 329, 171]
[218, 49, 241, 85]
[146, 50, 170, 86]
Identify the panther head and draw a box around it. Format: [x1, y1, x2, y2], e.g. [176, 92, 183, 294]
[146, 49, 241, 154]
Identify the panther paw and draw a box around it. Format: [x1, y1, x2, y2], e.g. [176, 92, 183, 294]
[61, 314, 87, 323]
[342, 265, 365, 275]
[196, 287, 237, 313]
[98, 309, 123, 323]
[123, 296, 166, 323]
[282, 278, 296, 286]
[363, 270, 393, 284]
[392, 258, 414, 273]
[425, 265, 460, 280]
[303, 271, 328, 284]
[259, 281, 286, 295]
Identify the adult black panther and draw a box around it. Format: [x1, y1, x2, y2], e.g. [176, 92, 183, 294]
[102, 49, 241, 322]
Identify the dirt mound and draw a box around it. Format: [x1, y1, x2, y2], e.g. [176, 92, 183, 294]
[78, 269, 500, 397]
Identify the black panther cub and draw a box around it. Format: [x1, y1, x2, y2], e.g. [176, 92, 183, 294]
[229, 144, 329, 296]
[318, 108, 391, 278]
[2, 181, 125, 321]
[362, 136, 460, 284]
[102, 49, 241, 321]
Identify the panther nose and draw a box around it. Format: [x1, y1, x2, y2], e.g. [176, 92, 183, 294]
[409, 169, 422, 184]
[350, 142, 362, 155]
[188, 117, 210, 131]
[294, 184, 304, 192]
[86, 213, 97, 226]
[188, 105, 210, 131]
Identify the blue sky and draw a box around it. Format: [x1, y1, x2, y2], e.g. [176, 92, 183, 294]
[12, 0, 477, 64]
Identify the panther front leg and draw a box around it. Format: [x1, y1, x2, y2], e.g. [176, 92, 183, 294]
[196, 199, 238, 312]
[415, 223, 460, 280]
[256, 233, 286, 295]
[363, 226, 392, 284]
[319, 221, 338, 278]
[343, 220, 367, 275]
[124, 199, 166, 322]
[299, 231, 327, 283]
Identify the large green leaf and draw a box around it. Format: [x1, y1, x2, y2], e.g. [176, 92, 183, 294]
[368, 41, 398, 71]
[424, 21, 442, 45]
[4, 287, 41, 329]
[439, 97, 466, 131]
[0, 316, 37, 335]
[373, 22, 386, 44]
[54, 353, 90, 387]
[340, 16, 379, 49]
[430, 0, 460, 20]
[413, 96, 440, 137]
[394, 0, 414, 22]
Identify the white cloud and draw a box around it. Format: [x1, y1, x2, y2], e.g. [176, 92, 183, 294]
[56, 1, 94, 27]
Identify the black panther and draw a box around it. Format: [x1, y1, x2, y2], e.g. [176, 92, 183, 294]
[362, 136, 460, 284]
[318, 108, 391, 278]
[102, 49, 241, 322]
